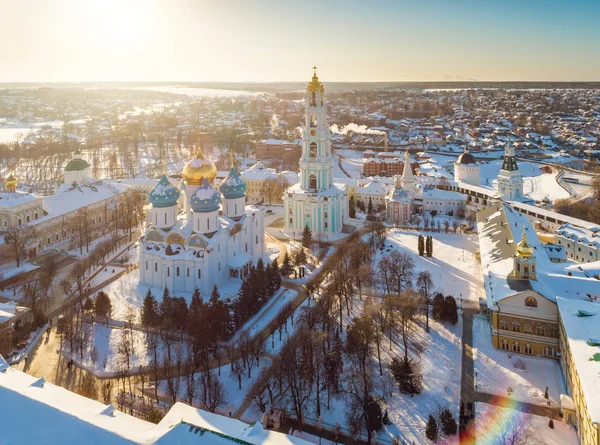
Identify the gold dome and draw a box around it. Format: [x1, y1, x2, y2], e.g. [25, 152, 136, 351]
[516, 232, 534, 258]
[182, 147, 217, 185]
[307, 65, 324, 93]
[4, 171, 18, 190]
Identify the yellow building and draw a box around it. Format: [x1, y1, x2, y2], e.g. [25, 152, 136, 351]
[557, 297, 600, 445]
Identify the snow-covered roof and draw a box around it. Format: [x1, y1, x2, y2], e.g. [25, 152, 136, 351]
[0, 308, 15, 324]
[357, 180, 387, 196]
[0, 191, 42, 209]
[556, 222, 600, 249]
[556, 297, 600, 425]
[240, 163, 278, 181]
[158, 403, 313, 445]
[0, 363, 156, 444]
[36, 181, 129, 225]
[0, 364, 313, 444]
[478, 203, 600, 308]
[422, 187, 467, 201]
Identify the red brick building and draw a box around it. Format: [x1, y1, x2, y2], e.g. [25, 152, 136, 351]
[255, 139, 302, 169]
[364, 158, 405, 177]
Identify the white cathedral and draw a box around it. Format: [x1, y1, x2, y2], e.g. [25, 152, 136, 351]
[139, 152, 265, 295]
[283, 69, 348, 238]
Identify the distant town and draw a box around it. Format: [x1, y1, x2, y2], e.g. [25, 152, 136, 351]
[1, 74, 600, 445]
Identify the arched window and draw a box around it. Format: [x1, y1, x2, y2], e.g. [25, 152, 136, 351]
[511, 321, 521, 332]
[309, 175, 317, 189]
[310, 92, 316, 106]
[525, 344, 532, 355]
[310, 142, 317, 157]
[525, 296, 538, 308]
[176, 267, 180, 276]
[512, 342, 521, 353]
[310, 113, 317, 128]
[501, 340, 509, 351]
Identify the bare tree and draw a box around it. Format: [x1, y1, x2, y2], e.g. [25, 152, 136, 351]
[202, 371, 228, 413]
[4, 225, 35, 267]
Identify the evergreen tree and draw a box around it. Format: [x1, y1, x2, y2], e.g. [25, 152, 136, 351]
[187, 288, 204, 337]
[294, 248, 307, 266]
[442, 296, 459, 325]
[425, 236, 433, 257]
[280, 251, 293, 276]
[94, 291, 112, 322]
[209, 285, 233, 342]
[439, 408, 457, 436]
[390, 356, 423, 395]
[432, 293, 445, 320]
[302, 224, 312, 248]
[418, 235, 425, 256]
[141, 289, 159, 328]
[426, 414, 439, 442]
[365, 396, 384, 433]
[368, 197, 373, 215]
[255, 258, 267, 304]
[349, 195, 356, 218]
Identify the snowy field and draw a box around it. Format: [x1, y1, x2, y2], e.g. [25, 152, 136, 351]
[474, 402, 577, 445]
[95, 268, 243, 321]
[382, 230, 483, 308]
[473, 316, 566, 407]
[63, 322, 183, 377]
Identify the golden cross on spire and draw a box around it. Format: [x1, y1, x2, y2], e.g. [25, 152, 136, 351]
[229, 148, 235, 168]
[312, 65, 318, 76]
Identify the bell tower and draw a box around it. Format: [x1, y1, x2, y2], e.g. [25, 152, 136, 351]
[299, 66, 333, 192]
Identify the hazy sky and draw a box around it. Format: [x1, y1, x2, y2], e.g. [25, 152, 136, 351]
[2, 0, 600, 82]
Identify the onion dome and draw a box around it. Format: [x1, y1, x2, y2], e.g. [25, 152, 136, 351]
[516, 232, 534, 258]
[4, 171, 18, 191]
[219, 167, 246, 199]
[190, 178, 221, 213]
[65, 150, 90, 171]
[457, 149, 476, 165]
[148, 174, 180, 208]
[182, 147, 217, 185]
[306, 66, 324, 93]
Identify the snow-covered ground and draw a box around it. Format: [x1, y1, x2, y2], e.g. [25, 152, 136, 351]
[89, 266, 128, 289]
[95, 268, 243, 321]
[232, 288, 299, 343]
[157, 357, 272, 417]
[63, 322, 183, 377]
[474, 402, 577, 445]
[381, 230, 483, 308]
[473, 316, 566, 406]
[246, 293, 463, 445]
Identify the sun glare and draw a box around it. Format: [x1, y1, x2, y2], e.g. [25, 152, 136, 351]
[80, 0, 152, 52]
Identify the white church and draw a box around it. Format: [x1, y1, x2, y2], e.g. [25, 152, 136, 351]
[283, 69, 348, 238]
[139, 151, 265, 295]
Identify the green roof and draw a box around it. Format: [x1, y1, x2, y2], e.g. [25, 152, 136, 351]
[65, 158, 90, 171]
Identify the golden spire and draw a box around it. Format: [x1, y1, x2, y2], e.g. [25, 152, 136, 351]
[229, 148, 235, 169]
[516, 231, 534, 258]
[307, 65, 324, 93]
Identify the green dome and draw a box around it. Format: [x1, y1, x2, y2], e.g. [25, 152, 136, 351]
[65, 158, 90, 172]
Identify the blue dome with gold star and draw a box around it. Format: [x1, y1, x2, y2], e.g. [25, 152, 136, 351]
[191, 178, 221, 213]
[219, 167, 246, 199]
[148, 174, 180, 208]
